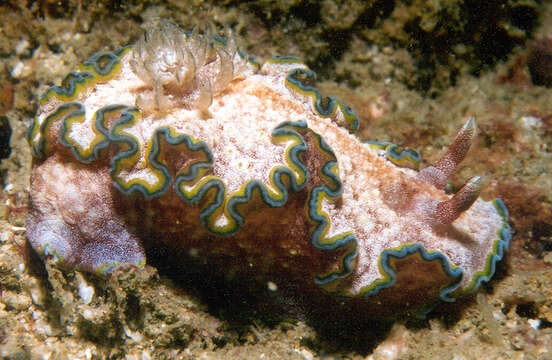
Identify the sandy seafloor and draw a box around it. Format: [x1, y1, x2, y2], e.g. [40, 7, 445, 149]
[1, 1, 551, 359]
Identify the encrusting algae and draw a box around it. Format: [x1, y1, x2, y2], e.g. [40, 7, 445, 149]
[25, 19, 510, 318]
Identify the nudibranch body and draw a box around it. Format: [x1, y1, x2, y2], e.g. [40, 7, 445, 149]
[26, 20, 510, 317]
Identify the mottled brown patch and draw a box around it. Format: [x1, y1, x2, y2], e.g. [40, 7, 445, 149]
[494, 55, 532, 87]
[0, 81, 14, 116]
[495, 182, 552, 263]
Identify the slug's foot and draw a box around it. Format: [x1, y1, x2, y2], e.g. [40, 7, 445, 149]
[26, 157, 146, 275]
[26, 216, 146, 275]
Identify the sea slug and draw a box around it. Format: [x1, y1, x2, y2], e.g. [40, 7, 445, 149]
[26, 20, 511, 317]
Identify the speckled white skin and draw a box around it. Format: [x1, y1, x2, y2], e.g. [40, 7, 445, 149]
[27, 22, 509, 314]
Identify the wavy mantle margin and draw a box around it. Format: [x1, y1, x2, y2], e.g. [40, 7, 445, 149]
[351, 198, 511, 316]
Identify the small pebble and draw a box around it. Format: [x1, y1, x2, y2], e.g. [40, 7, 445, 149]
[0, 231, 13, 243]
[1, 290, 32, 311]
[521, 115, 543, 130]
[510, 334, 525, 350]
[267, 281, 278, 291]
[78, 281, 94, 304]
[15, 39, 30, 55]
[10, 61, 33, 79]
[543, 252, 552, 265]
[528, 318, 541, 330]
